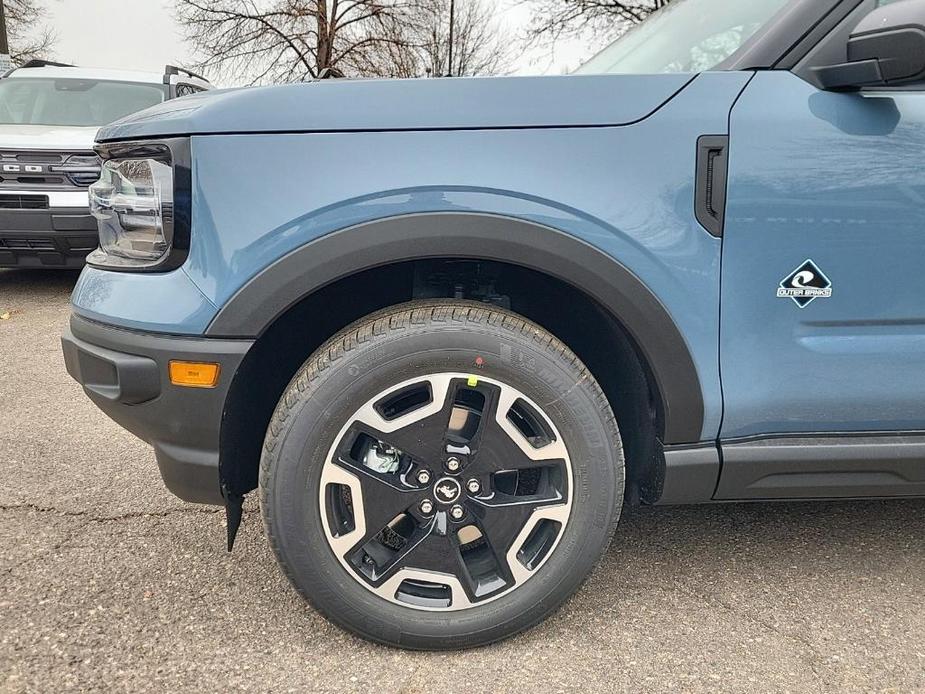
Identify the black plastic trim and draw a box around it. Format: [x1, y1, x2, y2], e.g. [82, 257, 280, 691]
[694, 135, 729, 238]
[716, 433, 925, 500]
[62, 314, 253, 505]
[656, 442, 721, 505]
[88, 137, 192, 273]
[0, 206, 99, 268]
[206, 212, 705, 444]
[0, 207, 96, 231]
[722, 429, 925, 445]
[61, 337, 160, 405]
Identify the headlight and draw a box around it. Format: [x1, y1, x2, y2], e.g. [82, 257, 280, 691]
[88, 146, 174, 269]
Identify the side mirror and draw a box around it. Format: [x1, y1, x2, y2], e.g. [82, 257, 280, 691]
[815, 0, 925, 90]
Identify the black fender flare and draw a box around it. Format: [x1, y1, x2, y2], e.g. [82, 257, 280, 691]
[206, 212, 704, 444]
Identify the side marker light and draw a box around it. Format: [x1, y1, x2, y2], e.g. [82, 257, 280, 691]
[169, 361, 220, 388]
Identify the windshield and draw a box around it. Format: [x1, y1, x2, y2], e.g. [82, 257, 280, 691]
[574, 0, 792, 75]
[0, 78, 165, 127]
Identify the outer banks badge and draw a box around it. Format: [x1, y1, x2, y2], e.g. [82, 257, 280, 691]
[777, 259, 832, 308]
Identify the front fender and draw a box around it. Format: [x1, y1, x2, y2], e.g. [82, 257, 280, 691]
[73, 71, 752, 442]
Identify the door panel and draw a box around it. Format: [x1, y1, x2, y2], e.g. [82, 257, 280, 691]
[720, 71, 925, 439]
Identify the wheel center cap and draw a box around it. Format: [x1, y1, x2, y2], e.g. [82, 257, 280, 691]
[433, 477, 462, 504]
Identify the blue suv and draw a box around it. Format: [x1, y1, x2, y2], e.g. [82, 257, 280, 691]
[61, 0, 925, 649]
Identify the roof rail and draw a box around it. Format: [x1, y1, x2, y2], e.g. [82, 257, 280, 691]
[19, 59, 76, 69]
[164, 64, 210, 85]
[1, 59, 76, 79]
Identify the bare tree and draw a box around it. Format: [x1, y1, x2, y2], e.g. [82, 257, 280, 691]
[521, 0, 672, 52]
[5, 0, 56, 64]
[361, 0, 513, 78]
[175, 0, 429, 84]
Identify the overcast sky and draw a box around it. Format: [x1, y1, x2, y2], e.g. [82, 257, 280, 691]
[32, 0, 593, 86]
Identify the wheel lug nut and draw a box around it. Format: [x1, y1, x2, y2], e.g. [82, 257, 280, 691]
[445, 457, 461, 473]
[449, 504, 465, 521]
[466, 479, 480, 494]
[416, 469, 431, 485]
[420, 499, 434, 515]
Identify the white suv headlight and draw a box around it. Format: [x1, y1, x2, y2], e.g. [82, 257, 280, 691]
[88, 144, 177, 270]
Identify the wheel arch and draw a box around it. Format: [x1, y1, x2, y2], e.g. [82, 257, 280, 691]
[209, 212, 702, 439]
[214, 213, 705, 499]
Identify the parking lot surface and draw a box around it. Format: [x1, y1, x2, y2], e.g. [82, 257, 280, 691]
[1, 268, 924, 693]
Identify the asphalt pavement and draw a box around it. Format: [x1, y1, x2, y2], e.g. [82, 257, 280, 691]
[1, 268, 923, 693]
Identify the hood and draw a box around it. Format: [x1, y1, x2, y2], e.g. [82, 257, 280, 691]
[0, 124, 99, 151]
[96, 73, 694, 142]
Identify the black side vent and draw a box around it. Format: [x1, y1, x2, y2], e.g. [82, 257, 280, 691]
[694, 135, 729, 238]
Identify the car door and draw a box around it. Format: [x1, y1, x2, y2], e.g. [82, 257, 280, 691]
[717, 62, 925, 497]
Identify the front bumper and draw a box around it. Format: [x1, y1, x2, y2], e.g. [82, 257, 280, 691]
[0, 206, 98, 268]
[61, 314, 253, 504]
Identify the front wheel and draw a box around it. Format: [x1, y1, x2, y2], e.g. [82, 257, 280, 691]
[260, 301, 624, 649]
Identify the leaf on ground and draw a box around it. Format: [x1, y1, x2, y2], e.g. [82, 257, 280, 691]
[0, 312, 10, 320]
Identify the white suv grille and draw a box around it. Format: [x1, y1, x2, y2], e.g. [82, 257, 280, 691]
[0, 150, 101, 189]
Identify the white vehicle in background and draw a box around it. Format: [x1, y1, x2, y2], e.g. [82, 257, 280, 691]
[0, 61, 211, 268]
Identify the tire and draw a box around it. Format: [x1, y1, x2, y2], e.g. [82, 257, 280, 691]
[260, 300, 624, 649]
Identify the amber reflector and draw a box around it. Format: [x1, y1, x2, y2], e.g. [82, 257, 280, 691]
[169, 361, 220, 388]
